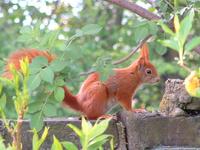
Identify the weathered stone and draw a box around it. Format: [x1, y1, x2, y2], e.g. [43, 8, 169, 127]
[0, 118, 127, 150]
[160, 79, 192, 116]
[120, 111, 200, 150]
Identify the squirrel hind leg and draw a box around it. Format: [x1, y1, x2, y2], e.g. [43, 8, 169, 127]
[79, 81, 109, 119]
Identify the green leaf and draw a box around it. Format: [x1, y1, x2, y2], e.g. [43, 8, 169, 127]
[158, 39, 179, 51]
[62, 141, 78, 150]
[51, 136, 63, 150]
[54, 87, 65, 102]
[196, 88, 200, 98]
[54, 78, 65, 86]
[89, 119, 110, 140]
[28, 101, 43, 113]
[158, 21, 174, 36]
[185, 37, 200, 52]
[81, 116, 92, 135]
[174, 15, 180, 33]
[50, 60, 68, 72]
[88, 135, 110, 150]
[155, 43, 167, 55]
[28, 74, 41, 91]
[40, 67, 54, 83]
[134, 26, 148, 42]
[110, 137, 114, 150]
[30, 112, 44, 131]
[43, 103, 57, 117]
[32, 127, 49, 150]
[75, 29, 84, 37]
[179, 9, 194, 45]
[0, 94, 6, 109]
[67, 124, 83, 138]
[81, 24, 102, 35]
[31, 56, 48, 68]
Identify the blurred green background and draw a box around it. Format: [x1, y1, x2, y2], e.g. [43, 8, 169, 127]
[0, 0, 200, 118]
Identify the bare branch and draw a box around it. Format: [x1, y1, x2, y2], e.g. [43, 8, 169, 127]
[112, 35, 152, 65]
[79, 35, 152, 76]
[105, 0, 161, 20]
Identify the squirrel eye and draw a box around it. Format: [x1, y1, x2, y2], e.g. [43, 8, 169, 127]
[145, 69, 152, 75]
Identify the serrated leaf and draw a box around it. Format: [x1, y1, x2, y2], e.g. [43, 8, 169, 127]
[30, 112, 44, 131]
[62, 141, 78, 150]
[54, 87, 65, 102]
[28, 101, 43, 113]
[31, 56, 48, 68]
[81, 24, 102, 35]
[185, 37, 200, 52]
[51, 136, 63, 150]
[28, 74, 41, 91]
[50, 60, 68, 72]
[40, 67, 54, 83]
[43, 103, 57, 117]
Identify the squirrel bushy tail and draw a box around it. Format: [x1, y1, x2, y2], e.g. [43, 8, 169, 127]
[62, 86, 82, 112]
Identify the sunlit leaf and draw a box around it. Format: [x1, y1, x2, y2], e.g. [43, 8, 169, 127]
[62, 141, 78, 150]
[158, 39, 179, 51]
[179, 9, 194, 45]
[158, 21, 174, 36]
[51, 136, 63, 150]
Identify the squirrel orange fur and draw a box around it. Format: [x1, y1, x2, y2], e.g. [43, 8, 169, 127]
[2, 44, 160, 119]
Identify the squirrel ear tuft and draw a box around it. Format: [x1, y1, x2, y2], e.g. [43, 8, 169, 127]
[140, 43, 149, 61]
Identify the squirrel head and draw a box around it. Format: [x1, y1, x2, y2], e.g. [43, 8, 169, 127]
[136, 43, 160, 84]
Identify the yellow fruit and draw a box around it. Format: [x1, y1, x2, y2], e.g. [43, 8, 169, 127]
[184, 71, 200, 98]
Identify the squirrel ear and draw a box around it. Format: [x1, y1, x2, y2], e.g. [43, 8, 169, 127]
[140, 43, 149, 61]
[137, 57, 145, 71]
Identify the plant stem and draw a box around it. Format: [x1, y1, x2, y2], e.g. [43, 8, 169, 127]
[15, 111, 24, 150]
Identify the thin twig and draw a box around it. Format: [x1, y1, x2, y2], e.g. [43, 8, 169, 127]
[112, 35, 152, 65]
[79, 35, 152, 76]
[105, 0, 161, 20]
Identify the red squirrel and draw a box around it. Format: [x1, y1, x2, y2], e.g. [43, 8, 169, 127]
[2, 43, 160, 119]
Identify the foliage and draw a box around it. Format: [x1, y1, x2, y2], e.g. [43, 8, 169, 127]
[158, 9, 200, 67]
[51, 117, 113, 150]
[159, 9, 200, 97]
[32, 127, 49, 150]
[0, 0, 200, 121]
[0, 58, 30, 149]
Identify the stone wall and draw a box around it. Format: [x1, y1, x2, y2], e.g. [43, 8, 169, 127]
[1, 112, 200, 150]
